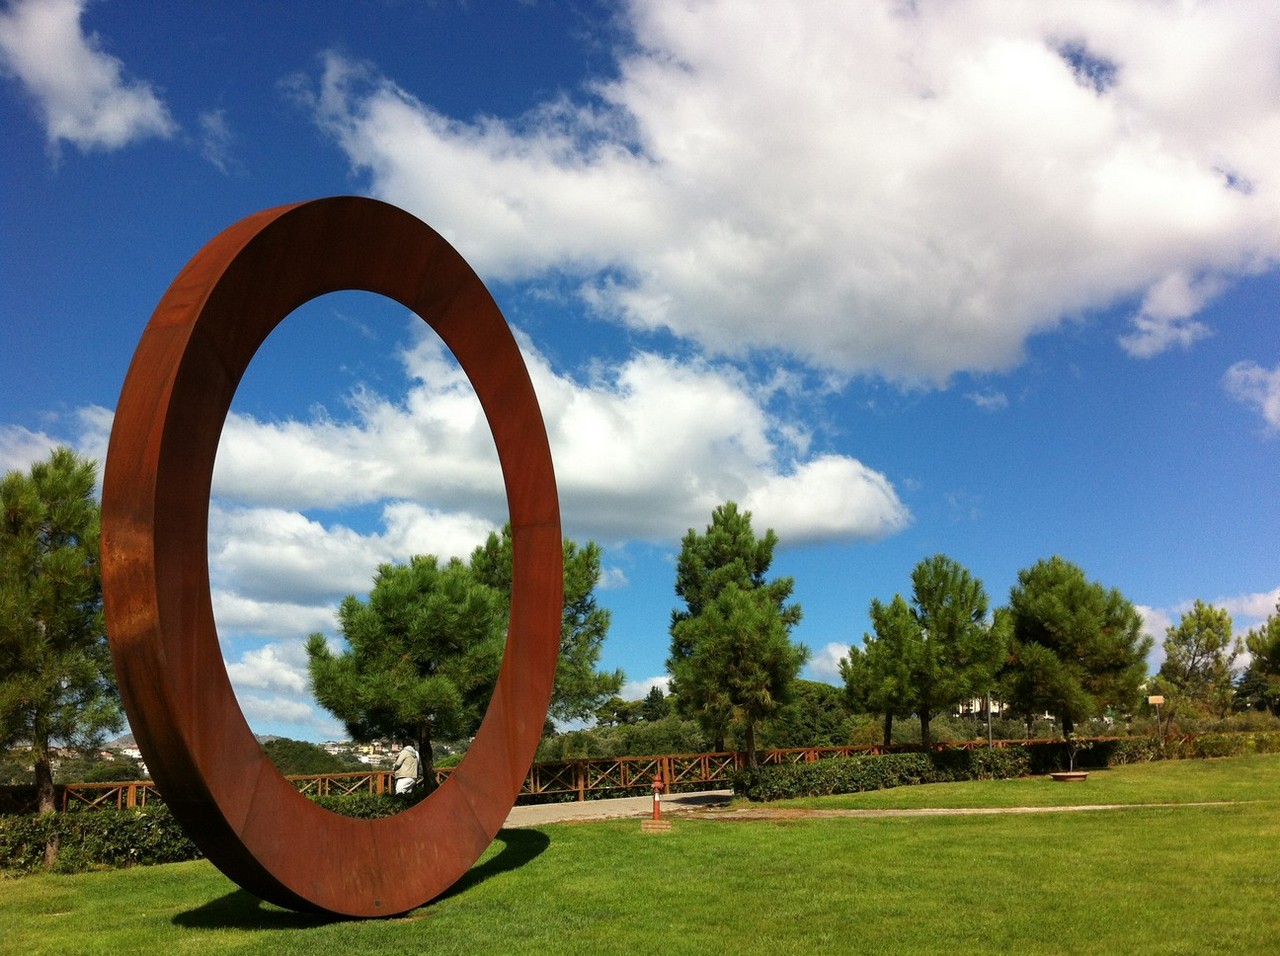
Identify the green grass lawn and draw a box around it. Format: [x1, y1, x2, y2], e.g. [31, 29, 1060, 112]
[3, 755, 1278, 955]
[772, 750, 1280, 810]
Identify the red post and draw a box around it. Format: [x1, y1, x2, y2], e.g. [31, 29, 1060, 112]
[651, 772, 665, 821]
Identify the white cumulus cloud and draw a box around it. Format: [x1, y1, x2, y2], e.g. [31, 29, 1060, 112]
[806, 642, 852, 683]
[1224, 360, 1280, 429]
[619, 676, 669, 701]
[298, 0, 1280, 384]
[209, 326, 910, 550]
[0, 0, 176, 154]
[225, 643, 310, 695]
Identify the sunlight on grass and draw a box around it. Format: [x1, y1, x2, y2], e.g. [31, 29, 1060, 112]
[3, 755, 1278, 955]
[770, 752, 1280, 811]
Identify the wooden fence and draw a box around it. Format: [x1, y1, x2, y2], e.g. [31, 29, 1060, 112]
[53, 738, 1056, 812]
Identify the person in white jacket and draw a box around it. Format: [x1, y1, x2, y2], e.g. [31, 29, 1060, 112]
[392, 743, 420, 794]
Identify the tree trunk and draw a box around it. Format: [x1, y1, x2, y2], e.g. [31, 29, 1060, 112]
[1062, 715, 1075, 736]
[745, 721, 758, 769]
[35, 749, 56, 814]
[881, 711, 893, 749]
[919, 710, 932, 750]
[35, 747, 58, 870]
[417, 728, 435, 792]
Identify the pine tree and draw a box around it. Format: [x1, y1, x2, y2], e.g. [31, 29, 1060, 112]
[0, 448, 122, 816]
[667, 502, 805, 765]
[1002, 556, 1150, 734]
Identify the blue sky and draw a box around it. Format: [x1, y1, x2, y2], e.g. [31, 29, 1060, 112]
[3, 0, 1277, 742]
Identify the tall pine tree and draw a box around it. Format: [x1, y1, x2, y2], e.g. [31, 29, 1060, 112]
[0, 449, 122, 815]
[667, 502, 805, 766]
[1002, 556, 1150, 734]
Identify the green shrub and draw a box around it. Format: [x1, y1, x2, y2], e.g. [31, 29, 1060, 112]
[311, 789, 430, 818]
[0, 806, 199, 875]
[1173, 731, 1280, 759]
[731, 748, 1033, 802]
[0, 814, 55, 872]
[1096, 737, 1162, 765]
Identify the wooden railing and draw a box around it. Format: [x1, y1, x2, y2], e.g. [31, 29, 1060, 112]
[53, 738, 1085, 812]
[55, 750, 743, 810]
[61, 780, 161, 811]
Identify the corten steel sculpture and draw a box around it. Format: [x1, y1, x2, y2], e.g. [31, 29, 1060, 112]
[100, 197, 563, 917]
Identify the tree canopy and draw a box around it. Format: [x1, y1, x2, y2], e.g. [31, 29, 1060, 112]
[261, 737, 367, 776]
[762, 679, 852, 749]
[1158, 599, 1241, 720]
[469, 525, 623, 722]
[667, 502, 806, 765]
[841, 594, 918, 747]
[0, 448, 122, 813]
[904, 554, 1005, 748]
[306, 555, 506, 781]
[308, 527, 623, 775]
[1001, 556, 1150, 733]
[843, 555, 1003, 749]
[1237, 601, 1280, 715]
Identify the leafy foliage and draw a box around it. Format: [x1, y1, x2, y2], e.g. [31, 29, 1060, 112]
[732, 747, 1032, 801]
[760, 679, 854, 748]
[0, 805, 199, 874]
[66, 752, 146, 783]
[261, 737, 366, 776]
[308, 527, 624, 774]
[841, 594, 920, 746]
[1158, 599, 1241, 720]
[538, 715, 708, 761]
[1166, 730, 1280, 759]
[733, 731, 1280, 802]
[1236, 601, 1280, 715]
[0, 448, 121, 813]
[469, 525, 623, 722]
[311, 789, 430, 819]
[640, 685, 673, 722]
[307, 555, 506, 779]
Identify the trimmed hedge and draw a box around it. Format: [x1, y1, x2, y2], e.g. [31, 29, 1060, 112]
[732, 747, 1032, 802]
[0, 805, 199, 874]
[0, 791, 430, 874]
[1170, 731, 1280, 759]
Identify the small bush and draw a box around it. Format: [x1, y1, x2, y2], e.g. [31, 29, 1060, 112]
[1096, 737, 1162, 765]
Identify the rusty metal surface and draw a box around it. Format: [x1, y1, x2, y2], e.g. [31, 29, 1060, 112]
[100, 197, 563, 917]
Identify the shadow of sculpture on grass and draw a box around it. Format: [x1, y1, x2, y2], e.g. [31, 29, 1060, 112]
[429, 828, 552, 904]
[172, 829, 552, 929]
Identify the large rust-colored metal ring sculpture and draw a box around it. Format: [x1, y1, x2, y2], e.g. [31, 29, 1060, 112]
[101, 197, 563, 917]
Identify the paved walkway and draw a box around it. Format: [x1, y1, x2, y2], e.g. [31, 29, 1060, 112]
[503, 793, 1234, 827]
[690, 800, 1236, 821]
[503, 789, 733, 827]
